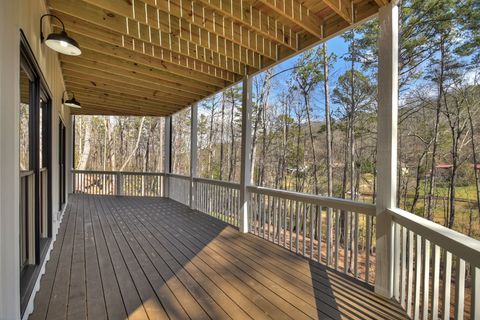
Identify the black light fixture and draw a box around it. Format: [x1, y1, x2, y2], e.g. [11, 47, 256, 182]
[62, 91, 81, 109]
[40, 14, 81, 56]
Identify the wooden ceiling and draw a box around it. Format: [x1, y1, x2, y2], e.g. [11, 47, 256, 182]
[47, 0, 387, 116]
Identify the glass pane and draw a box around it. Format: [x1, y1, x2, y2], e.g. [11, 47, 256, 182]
[19, 67, 30, 171]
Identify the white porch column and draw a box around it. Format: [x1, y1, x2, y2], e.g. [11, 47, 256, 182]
[239, 75, 253, 233]
[0, 0, 21, 318]
[190, 104, 198, 209]
[375, 1, 399, 298]
[163, 116, 171, 198]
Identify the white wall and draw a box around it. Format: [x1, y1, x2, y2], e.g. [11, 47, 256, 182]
[0, 0, 70, 318]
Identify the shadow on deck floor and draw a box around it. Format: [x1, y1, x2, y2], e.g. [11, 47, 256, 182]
[29, 194, 407, 320]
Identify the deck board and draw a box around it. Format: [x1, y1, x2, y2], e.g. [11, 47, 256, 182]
[29, 194, 407, 320]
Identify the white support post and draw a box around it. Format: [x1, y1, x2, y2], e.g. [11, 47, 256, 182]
[190, 104, 198, 210]
[163, 116, 171, 198]
[240, 75, 253, 233]
[375, 1, 399, 299]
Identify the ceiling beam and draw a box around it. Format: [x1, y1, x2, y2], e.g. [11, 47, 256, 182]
[194, 0, 298, 51]
[255, 0, 324, 38]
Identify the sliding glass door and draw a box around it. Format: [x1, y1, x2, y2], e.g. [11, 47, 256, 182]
[19, 34, 52, 315]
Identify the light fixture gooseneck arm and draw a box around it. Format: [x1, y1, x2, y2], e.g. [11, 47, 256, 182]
[40, 14, 65, 43]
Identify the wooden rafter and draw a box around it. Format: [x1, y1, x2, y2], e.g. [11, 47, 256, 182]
[255, 0, 324, 38]
[320, 0, 354, 24]
[195, 0, 298, 51]
[133, 0, 280, 63]
[48, 8, 241, 80]
[51, 0, 264, 73]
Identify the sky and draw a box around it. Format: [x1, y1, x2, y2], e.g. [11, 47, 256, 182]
[254, 35, 352, 121]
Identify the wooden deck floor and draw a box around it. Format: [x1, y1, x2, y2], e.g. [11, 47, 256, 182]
[29, 194, 407, 320]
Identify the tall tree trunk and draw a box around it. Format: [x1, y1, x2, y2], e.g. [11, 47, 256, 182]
[323, 42, 333, 198]
[426, 37, 445, 220]
[411, 148, 429, 213]
[228, 89, 236, 181]
[119, 117, 145, 171]
[304, 94, 319, 195]
[467, 103, 480, 221]
[77, 116, 92, 170]
[208, 102, 215, 178]
[219, 95, 225, 180]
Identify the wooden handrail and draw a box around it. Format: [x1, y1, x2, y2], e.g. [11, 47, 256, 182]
[388, 208, 480, 268]
[72, 169, 164, 176]
[166, 173, 190, 180]
[193, 177, 240, 189]
[248, 185, 377, 216]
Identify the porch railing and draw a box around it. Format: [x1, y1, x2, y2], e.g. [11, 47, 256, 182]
[194, 177, 240, 227]
[248, 186, 377, 284]
[72, 170, 165, 197]
[389, 208, 480, 320]
[69, 170, 480, 318]
[167, 173, 190, 205]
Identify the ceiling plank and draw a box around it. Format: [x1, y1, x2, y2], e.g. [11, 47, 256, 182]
[57, 29, 232, 87]
[61, 63, 200, 102]
[71, 92, 180, 111]
[194, 0, 298, 51]
[64, 78, 188, 107]
[255, 0, 324, 38]
[66, 49, 220, 94]
[71, 96, 176, 113]
[48, 4, 244, 78]
[66, 90, 182, 113]
[60, 54, 214, 96]
[61, 62, 202, 100]
[71, 103, 170, 116]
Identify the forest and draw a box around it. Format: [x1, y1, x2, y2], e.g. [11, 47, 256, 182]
[74, 0, 480, 238]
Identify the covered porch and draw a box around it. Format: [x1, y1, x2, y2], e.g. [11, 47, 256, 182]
[1, 0, 479, 319]
[29, 194, 406, 320]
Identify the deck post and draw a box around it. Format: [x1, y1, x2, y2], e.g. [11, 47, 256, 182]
[375, 0, 399, 299]
[164, 116, 171, 198]
[240, 74, 253, 233]
[190, 103, 198, 209]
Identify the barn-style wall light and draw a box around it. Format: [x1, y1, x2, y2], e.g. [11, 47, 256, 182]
[62, 91, 81, 108]
[40, 14, 81, 56]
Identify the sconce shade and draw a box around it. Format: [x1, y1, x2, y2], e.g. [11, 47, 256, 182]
[63, 94, 81, 108]
[45, 30, 81, 56]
